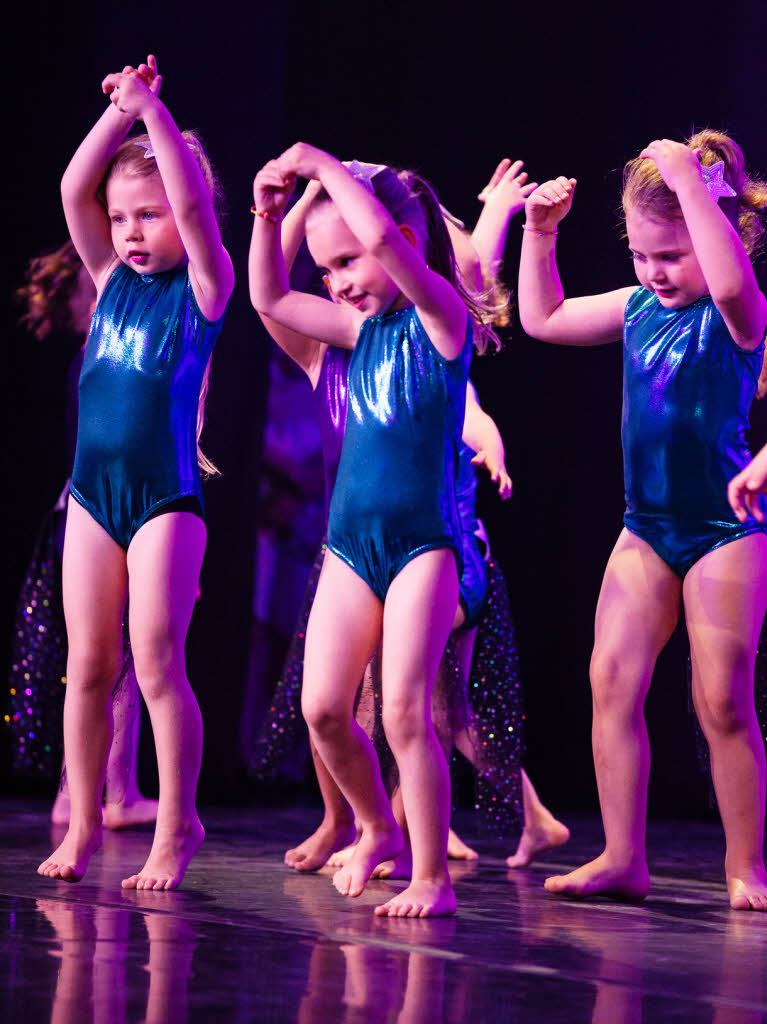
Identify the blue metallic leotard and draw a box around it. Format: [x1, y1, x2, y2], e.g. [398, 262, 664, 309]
[455, 440, 489, 629]
[313, 346, 351, 519]
[327, 306, 472, 601]
[622, 287, 765, 576]
[71, 263, 227, 549]
[315, 346, 487, 621]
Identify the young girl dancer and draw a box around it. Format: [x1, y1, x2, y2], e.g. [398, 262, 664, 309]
[519, 130, 767, 910]
[251, 145, 497, 916]
[37, 55, 233, 889]
[11, 240, 158, 829]
[253, 159, 567, 874]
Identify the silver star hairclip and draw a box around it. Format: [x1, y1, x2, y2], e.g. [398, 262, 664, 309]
[134, 140, 197, 159]
[701, 161, 737, 201]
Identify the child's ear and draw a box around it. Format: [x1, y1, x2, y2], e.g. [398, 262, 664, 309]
[398, 224, 417, 248]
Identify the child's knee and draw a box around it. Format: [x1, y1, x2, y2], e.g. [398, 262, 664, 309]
[697, 685, 752, 736]
[66, 647, 122, 693]
[589, 649, 644, 715]
[382, 696, 429, 751]
[301, 692, 348, 741]
[131, 637, 183, 701]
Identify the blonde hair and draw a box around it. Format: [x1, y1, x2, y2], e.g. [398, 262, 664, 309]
[101, 130, 222, 477]
[16, 240, 85, 340]
[622, 129, 767, 258]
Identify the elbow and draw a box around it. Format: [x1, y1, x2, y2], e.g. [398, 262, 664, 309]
[61, 171, 85, 210]
[519, 310, 549, 340]
[249, 282, 282, 318]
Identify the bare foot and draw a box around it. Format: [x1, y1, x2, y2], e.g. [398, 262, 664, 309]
[38, 823, 103, 882]
[447, 828, 478, 861]
[507, 814, 570, 869]
[103, 797, 159, 831]
[372, 846, 413, 880]
[121, 817, 205, 891]
[284, 820, 357, 872]
[332, 823, 403, 898]
[727, 868, 767, 911]
[325, 840, 358, 869]
[544, 852, 650, 902]
[374, 876, 456, 918]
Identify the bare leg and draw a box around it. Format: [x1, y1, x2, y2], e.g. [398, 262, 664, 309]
[545, 529, 681, 901]
[284, 739, 357, 871]
[121, 512, 206, 890]
[375, 550, 459, 918]
[446, 625, 479, 861]
[51, 758, 71, 826]
[102, 662, 159, 829]
[302, 553, 402, 899]
[685, 533, 767, 911]
[38, 498, 127, 882]
[506, 769, 570, 868]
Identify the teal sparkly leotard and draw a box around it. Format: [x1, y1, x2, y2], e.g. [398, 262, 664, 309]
[622, 287, 766, 576]
[327, 305, 472, 601]
[70, 264, 226, 549]
[455, 440, 489, 629]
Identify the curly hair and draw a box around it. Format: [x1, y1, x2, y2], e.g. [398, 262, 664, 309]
[622, 129, 767, 258]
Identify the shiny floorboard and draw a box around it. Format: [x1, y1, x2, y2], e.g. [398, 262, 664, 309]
[1, 799, 766, 1023]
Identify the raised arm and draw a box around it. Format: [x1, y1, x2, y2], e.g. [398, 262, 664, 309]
[61, 86, 145, 294]
[103, 57, 233, 320]
[462, 381, 512, 499]
[275, 144, 468, 361]
[639, 140, 767, 350]
[471, 158, 537, 271]
[518, 178, 631, 345]
[249, 160, 360, 349]
[257, 180, 329, 385]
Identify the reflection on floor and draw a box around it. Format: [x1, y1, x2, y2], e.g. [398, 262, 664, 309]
[2, 799, 766, 1022]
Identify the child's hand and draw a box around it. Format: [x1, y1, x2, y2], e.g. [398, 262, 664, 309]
[524, 177, 576, 233]
[102, 60, 161, 119]
[253, 161, 296, 219]
[638, 139, 702, 194]
[276, 142, 335, 182]
[471, 450, 512, 500]
[727, 447, 767, 523]
[135, 54, 160, 91]
[478, 158, 538, 218]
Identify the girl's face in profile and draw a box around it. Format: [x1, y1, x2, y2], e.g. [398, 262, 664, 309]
[307, 204, 403, 317]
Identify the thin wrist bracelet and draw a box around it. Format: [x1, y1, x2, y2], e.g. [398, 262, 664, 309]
[251, 206, 281, 223]
[522, 224, 557, 236]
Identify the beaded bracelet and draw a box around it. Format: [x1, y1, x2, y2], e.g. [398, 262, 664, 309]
[251, 206, 281, 223]
[522, 224, 557, 236]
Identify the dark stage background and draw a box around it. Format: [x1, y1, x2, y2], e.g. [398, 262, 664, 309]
[4, 1, 766, 822]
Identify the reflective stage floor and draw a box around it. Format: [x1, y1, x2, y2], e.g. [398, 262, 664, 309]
[2, 799, 766, 1022]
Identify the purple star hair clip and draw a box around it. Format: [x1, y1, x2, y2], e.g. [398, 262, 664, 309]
[701, 161, 737, 201]
[134, 139, 197, 159]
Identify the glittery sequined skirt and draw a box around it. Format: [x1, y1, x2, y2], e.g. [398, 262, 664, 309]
[6, 507, 68, 778]
[7, 499, 137, 782]
[250, 545, 524, 837]
[249, 544, 324, 779]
